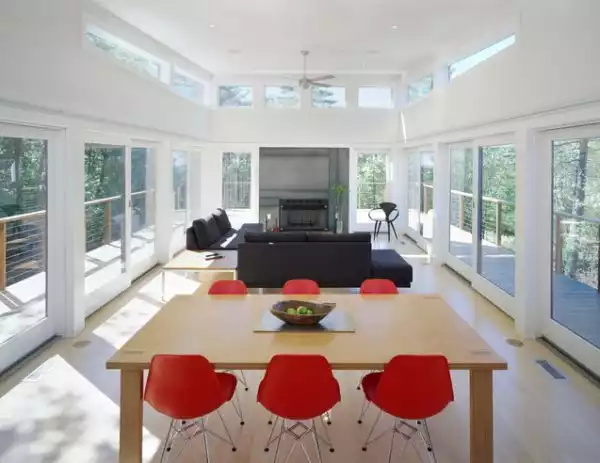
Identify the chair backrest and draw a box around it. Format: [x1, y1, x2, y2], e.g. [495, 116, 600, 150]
[257, 355, 341, 420]
[144, 355, 224, 419]
[374, 355, 454, 420]
[379, 202, 398, 219]
[208, 279, 248, 295]
[360, 279, 398, 294]
[282, 279, 320, 295]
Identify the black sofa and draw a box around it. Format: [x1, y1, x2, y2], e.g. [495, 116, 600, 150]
[186, 208, 263, 251]
[237, 231, 413, 288]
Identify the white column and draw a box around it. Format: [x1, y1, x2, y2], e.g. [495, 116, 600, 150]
[396, 147, 409, 234]
[432, 142, 450, 265]
[155, 141, 173, 264]
[514, 128, 547, 338]
[189, 150, 203, 221]
[51, 125, 85, 337]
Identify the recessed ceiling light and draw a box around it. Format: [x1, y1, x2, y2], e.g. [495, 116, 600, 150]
[391, 25, 398, 30]
[209, 24, 216, 28]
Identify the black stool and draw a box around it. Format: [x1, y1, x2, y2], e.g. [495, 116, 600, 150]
[368, 202, 399, 242]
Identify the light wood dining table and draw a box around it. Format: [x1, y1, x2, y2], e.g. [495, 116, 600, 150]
[106, 293, 507, 463]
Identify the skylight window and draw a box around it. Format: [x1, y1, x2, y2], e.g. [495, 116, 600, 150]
[359, 87, 394, 109]
[449, 35, 516, 80]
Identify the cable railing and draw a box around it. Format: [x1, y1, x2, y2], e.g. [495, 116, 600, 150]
[0, 190, 153, 290]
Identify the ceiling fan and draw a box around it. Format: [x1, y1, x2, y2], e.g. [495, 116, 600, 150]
[291, 50, 335, 90]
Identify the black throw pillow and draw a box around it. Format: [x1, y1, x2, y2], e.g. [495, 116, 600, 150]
[212, 208, 232, 234]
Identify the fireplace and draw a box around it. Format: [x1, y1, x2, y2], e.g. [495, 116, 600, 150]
[279, 199, 329, 231]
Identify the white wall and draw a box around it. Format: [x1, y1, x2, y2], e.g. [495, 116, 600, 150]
[0, 0, 210, 139]
[402, 0, 600, 141]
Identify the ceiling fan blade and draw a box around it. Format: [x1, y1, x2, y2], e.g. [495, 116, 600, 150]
[310, 82, 332, 88]
[308, 75, 336, 82]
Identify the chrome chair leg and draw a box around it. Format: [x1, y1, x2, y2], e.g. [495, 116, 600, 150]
[201, 417, 210, 463]
[264, 416, 280, 451]
[419, 419, 437, 463]
[159, 419, 175, 462]
[231, 388, 245, 425]
[312, 419, 324, 463]
[358, 399, 371, 424]
[272, 419, 285, 463]
[387, 421, 398, 463]
[362, 410, 384, 451]
[215, 410, 237, 451]
[239, 370, 249, 391]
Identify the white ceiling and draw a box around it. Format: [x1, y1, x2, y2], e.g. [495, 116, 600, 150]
[93, 0, 518, 76]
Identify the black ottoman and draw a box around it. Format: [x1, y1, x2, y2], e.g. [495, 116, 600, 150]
[370, 250, 413, 288]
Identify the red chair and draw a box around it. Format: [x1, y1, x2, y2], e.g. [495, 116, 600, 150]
[358, 355, 454, 462]
[208, 279, 248, 295]
[359, 279, 398, 295]
[207, 279, 249, 390]
[144, 355, 245, 462]
[282, 279, 320, 295]
[258, 355, 341, 460]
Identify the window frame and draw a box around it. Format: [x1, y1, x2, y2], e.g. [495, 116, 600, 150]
[407, 75, 434, 104]
[171, 67, 205, 103]
[222, 152, 252, 210]
[358, 86, 394, 109]
[84, 24, 169, 84]
[264, 85, 301, 109]
[311, 86, 347, 109]
[218, 85, 254, 108]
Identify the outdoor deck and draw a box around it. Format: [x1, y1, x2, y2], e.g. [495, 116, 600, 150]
[450, 225, 600, 348]
[0, 227, 156, 346]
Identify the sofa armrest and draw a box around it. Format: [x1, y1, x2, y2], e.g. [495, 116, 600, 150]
[186, 227, 200, 251]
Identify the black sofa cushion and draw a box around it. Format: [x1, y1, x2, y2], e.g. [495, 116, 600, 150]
[191, 217, 221, 248]
[238, 241, 372, 288]
[206, 223, 265, 251]
[306, 232, 371, 242]
[245, 231, 307, 243]
[370, 249, 413, 287]
[212, 208, 232, 235]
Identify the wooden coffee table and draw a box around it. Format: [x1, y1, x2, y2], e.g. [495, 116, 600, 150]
[161, 250, 237, 299]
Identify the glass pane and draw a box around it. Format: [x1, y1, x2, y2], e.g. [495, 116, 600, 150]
[407, 75, 433, 103]
[408, 152, 420, 231]
[420, 152, 434, 240]
[131, 147, 155, 266]
[84, 144, 125, 295]
[357, 152, 387, 223]
[172, 151, 188, 236]
[265, 86, 300, 108]
[311, 87, 346, 108]
[449, 35, 515, 80]
[449, 146, 474, 265]
[478, 144, 516, 295]
[552, 137, 600, 348]
[219, 86, 253, 107]
[85, 26, 162, 80]
[358, 87, 393, 108]
[222, 152, 251, 209]
[172, 70, 203, 101]
[0, 136, 47, 345]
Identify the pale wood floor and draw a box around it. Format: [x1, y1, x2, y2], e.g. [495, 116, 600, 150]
[0, 238, 600, 462]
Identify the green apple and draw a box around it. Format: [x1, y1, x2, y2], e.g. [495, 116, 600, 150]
[286, 308, 297, 315]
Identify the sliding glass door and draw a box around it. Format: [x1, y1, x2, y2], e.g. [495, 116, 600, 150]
[0, 123, 58, 372]
[84, 137, 158, 315]
[444, 138, 517, 315]
[543, 126, 600, 376]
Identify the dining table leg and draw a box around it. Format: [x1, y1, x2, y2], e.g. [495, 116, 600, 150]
[469, 369, 494, 463]
[120, 368, 144, 463]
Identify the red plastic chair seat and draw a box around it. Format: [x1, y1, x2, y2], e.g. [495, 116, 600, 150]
[216, 372, 238, 402]
[282, 279, 320, 295]
[361, 372, 383, 402]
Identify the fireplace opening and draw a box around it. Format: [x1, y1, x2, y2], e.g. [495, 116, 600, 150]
[279, 199, 329, 231]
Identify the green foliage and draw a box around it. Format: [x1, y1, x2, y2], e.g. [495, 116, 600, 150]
[222, 152, 251, 209]
[357, 153, 386, 209]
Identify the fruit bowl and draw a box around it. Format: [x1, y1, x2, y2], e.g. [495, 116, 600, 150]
[271, 300, 336, 326]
